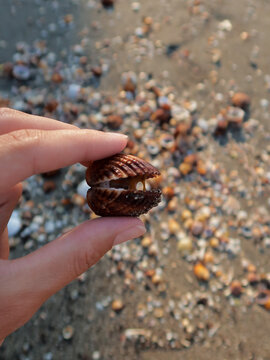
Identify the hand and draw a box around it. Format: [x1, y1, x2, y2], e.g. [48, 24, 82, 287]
[0, 108, 146, 344]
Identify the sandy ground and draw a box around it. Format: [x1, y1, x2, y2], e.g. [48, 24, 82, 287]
[1, 0, 270, 359]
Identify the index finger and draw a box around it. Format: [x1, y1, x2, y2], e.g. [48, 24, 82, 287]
[0, 107, 77, 134]
[0, 128, 127, 190]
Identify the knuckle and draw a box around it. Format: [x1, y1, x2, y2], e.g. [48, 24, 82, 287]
[6, 129, 44, 149]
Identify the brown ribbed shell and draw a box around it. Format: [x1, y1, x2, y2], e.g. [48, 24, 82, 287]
[86, 154, 160, 186]
[86, 154, 162, 217]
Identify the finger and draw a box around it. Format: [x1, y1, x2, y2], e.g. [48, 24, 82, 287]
[0, 108, 77, 135]
[0, 129, 127, 189]
[10, 217, 146, 298]
[0, 184, 22, 259]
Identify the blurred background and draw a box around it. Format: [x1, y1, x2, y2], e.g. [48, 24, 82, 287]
[1, 0, 270, 359]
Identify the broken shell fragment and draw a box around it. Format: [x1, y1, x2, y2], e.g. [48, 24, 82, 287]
[86, 154, 162, 216]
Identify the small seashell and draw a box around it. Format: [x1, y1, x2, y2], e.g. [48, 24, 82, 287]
[43, 180, 56, 193]
[106, 115, 123, 130]
[152, 273, 163, 285]
[111, 299, 125, 312]
[196, 160, 207, 176]
[179, 162, 193, 176]
[167, 196, 178, 212]
[45, 100, 58, 113]
[177, 236, 193, 253]
[209, 237, 219, 248]
[183, 154, 198, 165]
[256, 290, 270, 310]
[122, 72, 137, 93]
[141, 236, 152, 248]
[247, 272, 259, 285]
[51, 72, 63, 84]
[91, 66, 103, 77]
[86, 154, 162, 216]
[194, 263, 210, 281]
[153, 308, 164, 319]
[230, 280, 243, 297]
[168, 218, 180, 234]
[174, 124, 190, 139]
[226, 106, 245, 125]
[12, 64, 30, 81]
[231, 92, 251, 110]
[214, 111, 229, 135]
[64, 14, 73, 24]
[62, 325, 74, 340]
[72, 194, 85, 207]
[191, 221, 204, 236]
[203, 251, 214, 264]
[181, 209, 192, 221]
[151, 107, 171, 125]
[162, 186, 175, 199]
[159, 133, 175, 150]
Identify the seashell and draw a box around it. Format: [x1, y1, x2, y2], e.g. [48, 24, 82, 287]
[226, 106, 245, 125]
[179, 162, 192, 176]
[162, 186, 175, 199]
[183, 153, 198, 165]
[122, 72, 137, 93]
[86, 154, 162, 216]
[91, 66, 103, 77]
[194, 263, 210, 282]
[256, 290, 270, 310]
[159, 133, 175, 150]
[111, 299, 125, 312]
[151, 105, 171, 125]
[174, 122, 191, 138]
[231, 92, 251, 110]
[106, 115, 123, 130]
[230, 280, 243, 297]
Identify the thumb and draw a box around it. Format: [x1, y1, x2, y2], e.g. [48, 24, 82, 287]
[0, 217, 145, 341]
[13, 217, 145, 298]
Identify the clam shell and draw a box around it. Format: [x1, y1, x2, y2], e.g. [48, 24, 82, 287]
[86, 154, 160, 186]
[87, 188, 161, 217]
[86, 154, 162, 216]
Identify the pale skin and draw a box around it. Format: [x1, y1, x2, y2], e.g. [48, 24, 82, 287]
[0, 108, 146, 344]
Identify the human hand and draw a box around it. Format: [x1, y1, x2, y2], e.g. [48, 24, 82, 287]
[0, 108, 146, 344]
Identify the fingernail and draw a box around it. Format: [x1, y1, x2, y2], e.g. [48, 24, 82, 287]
[113, 225, 146, 246]
[107, 132, 128, 140]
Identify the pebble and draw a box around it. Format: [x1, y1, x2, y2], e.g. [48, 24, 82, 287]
[66, 84, 81, 99]
[44, 221, 55, 234]
[7, 210, 22, 237]
[77, 180, 89, 198]
[12, 64, 30, 80]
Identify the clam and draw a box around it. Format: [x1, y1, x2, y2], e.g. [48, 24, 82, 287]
[86, 154, 162, 216]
